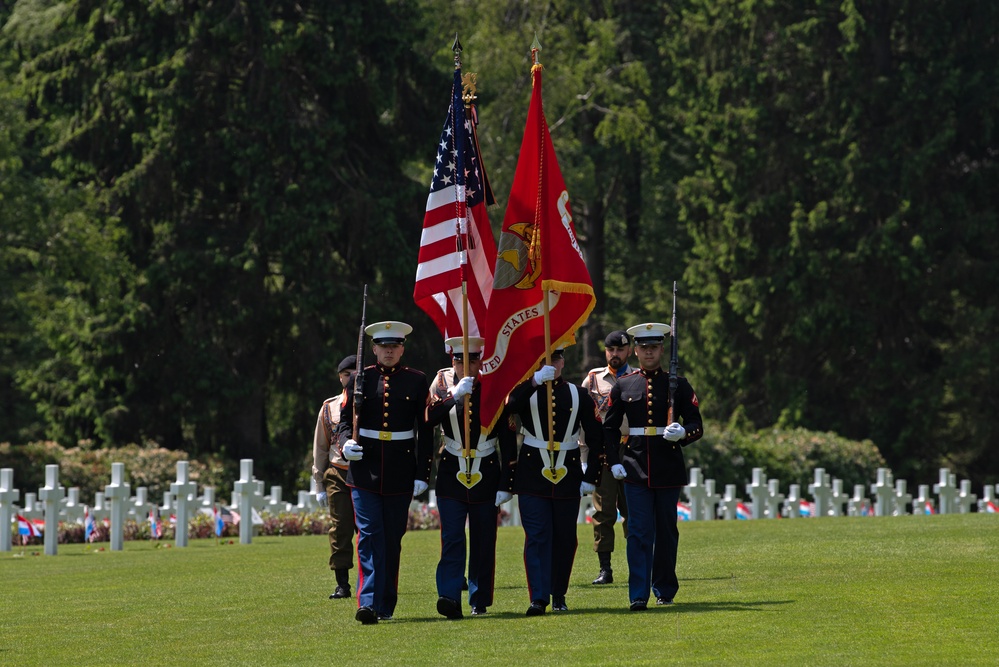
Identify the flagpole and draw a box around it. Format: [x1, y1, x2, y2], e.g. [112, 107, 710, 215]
[453, 35, 475, 484]
[528, 36, 557, 469]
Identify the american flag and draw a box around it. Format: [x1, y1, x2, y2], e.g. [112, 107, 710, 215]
[413, 67, 496, 342]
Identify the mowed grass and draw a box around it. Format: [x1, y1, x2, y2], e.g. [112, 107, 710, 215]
[2, 514, 996, 666]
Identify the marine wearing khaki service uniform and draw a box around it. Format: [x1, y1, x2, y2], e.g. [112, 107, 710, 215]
[312, 354, 358, 600]
[579, 329, 633, 585]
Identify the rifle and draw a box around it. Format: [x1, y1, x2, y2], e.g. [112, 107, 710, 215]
[667, 281, 679, 424]
[351, 284, 368, 442]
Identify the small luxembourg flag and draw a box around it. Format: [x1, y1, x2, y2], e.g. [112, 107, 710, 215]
[214, 505, 224, 537]
[677, 502, 692, 521]
[799, 501, 815, 518]
[736, 502, 751, 520]
[84, 506, 96, 542]
[149, 509, 162, 539]
[16, 514, 43, 538]
[923, 500, 936, 515]
[986, 500, 998, 514]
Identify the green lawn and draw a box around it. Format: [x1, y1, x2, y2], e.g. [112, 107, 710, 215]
[2, 514, 996, 666]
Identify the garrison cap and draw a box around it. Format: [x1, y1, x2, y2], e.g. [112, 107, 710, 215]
[365, 320, 412, 345]
[627, 322, 671, 346]
[603, 330, 630, 347]
[336, 355, 357, 373]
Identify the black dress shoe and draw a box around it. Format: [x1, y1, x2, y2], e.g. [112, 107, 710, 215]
[591, 569, 613, 585]
[552, 596, 568, 612]
[329, 585, 351, 599]
[629, 599, 648, 611]
[471, 606, 487, 616]
[656, 597, 674, 606]
[436, 596, 463, 619]
[377, 612, 393, 620]
[525, 600, 547, 616]
[355, 606, 378, 624]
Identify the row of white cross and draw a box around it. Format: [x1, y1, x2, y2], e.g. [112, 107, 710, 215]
[682, 466, 994, 520]
[2, 461, 995, 556]
[0, 459, 323, 555]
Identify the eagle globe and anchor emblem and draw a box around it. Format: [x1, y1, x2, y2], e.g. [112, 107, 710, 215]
[493, 222, 542, 290]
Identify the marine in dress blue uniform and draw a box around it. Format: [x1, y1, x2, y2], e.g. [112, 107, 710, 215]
[602, 323, 703, 611]
[425, 336, 517, 619]
[504, 347, 604, 615]
[336, 321, 433, 624]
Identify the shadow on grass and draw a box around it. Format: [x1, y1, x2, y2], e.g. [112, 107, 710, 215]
[368, 599, 794, 624]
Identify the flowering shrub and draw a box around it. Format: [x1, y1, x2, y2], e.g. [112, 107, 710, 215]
[408, 503, 441, 530]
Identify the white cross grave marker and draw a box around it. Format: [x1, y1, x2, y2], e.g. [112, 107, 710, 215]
[956, 480, 977, 514]
[848, 484, 871, 516]
[702, 478, 720, 521]
[92, 491, 109, 523]
[62, 487, 85, 524]
[808, 468, 832, 517]
[22, 492, 43, 521]
[871, 468, 895, 517]
[38, 465, 66, 556]
[233, 459, 259, 544]
[718, 484, 741, 520]
[104, 462, 131, 551]
[913, 484, 935, 515]
[0, 468, 21, 552]
[979, 485, 996, 513]
[828, 479, 847, 517]
[893, 479, 912, 516]
[170, 461, 198, 547]
[783, 484, 803, 518]
[685, 468, 709, 521]
[933, 468, 958, 514]
[746, 468, 768, 519]
[130, 487, 155, 523]
[765, 479, 785, 519]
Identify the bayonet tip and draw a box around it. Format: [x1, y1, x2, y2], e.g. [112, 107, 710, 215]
[452, 33, 463, 54]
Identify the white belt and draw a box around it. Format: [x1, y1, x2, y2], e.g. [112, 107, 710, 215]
[628, 426, 666, 436]
[522, 435, 579, 451]
[358, 428, 415, 441]
[443, 436, 497, 458]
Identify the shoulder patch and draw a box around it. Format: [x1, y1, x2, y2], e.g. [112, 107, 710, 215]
[691, 392, 699, 407]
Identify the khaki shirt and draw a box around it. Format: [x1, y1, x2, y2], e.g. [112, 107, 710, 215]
[579, 365, 631, 465]
[312, 391, 348, 490]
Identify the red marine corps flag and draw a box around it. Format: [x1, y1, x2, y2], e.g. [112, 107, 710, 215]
[480, 42, 596, 431]
[413, 44, 497, 342]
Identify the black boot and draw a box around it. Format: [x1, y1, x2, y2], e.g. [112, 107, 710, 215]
[592, 552, 613, 585]
[330, 568, 351, 599]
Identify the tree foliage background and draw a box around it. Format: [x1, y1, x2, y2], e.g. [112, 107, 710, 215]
[1, 0, 996, 489]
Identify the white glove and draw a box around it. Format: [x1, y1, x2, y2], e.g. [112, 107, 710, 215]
[452, 376, 475, 401]
[579, 481, 596, 496]
[342, 440, 364, 461]
[495, 491, 513, 506]
[610, 464, 627, 480]
[533, 365, 556, 385]
[664, 422, 686, 442]
[413, 480, 429, 497]
[315, 491, 327, 505]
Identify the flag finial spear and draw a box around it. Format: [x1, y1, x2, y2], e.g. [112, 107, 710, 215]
[531, 33, 542, 65]
[453, 33, 463, 69]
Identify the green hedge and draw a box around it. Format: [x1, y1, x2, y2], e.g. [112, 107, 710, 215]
[684, 420, 887, 493]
